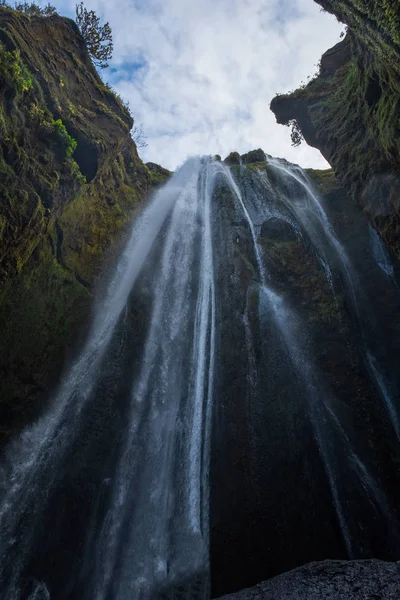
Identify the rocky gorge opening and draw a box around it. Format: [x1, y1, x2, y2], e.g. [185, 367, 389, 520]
[1, 0, 400, 598]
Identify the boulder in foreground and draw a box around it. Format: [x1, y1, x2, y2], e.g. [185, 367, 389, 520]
[218, 560, 400, 599]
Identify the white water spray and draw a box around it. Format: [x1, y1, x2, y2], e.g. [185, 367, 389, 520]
[0, 157, 218, 600]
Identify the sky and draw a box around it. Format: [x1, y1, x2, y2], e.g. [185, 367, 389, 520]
[39, 0, 344, 170]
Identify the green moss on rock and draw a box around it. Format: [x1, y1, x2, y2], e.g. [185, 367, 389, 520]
[270, 1, 400, 259]
[306, 168, 338, 195]
[145, 162, 171, 187]
[0, 7, 168, 446]
[224, 151, 241, 166]
[0, 237, 91, 442]
[240, 149, 266, 165]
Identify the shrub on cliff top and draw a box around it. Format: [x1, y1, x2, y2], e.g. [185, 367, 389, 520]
[14, 2, 57, 16]
[0, 1, 57, 16]
[75, 2, 113, 69]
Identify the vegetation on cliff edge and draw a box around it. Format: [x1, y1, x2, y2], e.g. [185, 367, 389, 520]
[0, 5, 169, 446]
[271, 0, 400, 259]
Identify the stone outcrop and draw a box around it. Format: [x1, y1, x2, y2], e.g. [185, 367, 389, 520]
[270, 0, 400, 259]
[241, 149, 266, 164]
[224, 151, 241, 166]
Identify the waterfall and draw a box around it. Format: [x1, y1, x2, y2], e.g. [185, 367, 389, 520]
[369, 224, 394, 278]
[219, 160, 400, 561]
[0, 157, 218, 600]
[1, 156, 400, 599]
[211, 159, 400, 594]
[265, 160, 400, 443]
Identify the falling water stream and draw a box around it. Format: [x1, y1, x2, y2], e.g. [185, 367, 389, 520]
[266, 160, 400, 440]
[0, 157, 218, 600]
[1, 156, 400, 599]
[222, 160, 399, 557]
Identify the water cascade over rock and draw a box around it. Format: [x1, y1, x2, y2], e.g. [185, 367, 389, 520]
[0, 156, 400, 599]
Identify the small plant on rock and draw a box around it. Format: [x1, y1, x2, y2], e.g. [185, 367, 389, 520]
[287, 119, 304, 147]
[0, 42, 33, 93]
[53, 119, 77, 157]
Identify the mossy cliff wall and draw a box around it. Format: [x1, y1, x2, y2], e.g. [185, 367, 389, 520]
[0, 7, 169, 445]
[270, 0, 400, 259]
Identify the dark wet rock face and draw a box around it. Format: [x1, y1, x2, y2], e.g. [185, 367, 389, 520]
[260, 216, 298, 241]
[217, 560, 400, 600]
[209, 163, 400, 597]
[241, 149, 266, 164]
[270, 0, 400, 260]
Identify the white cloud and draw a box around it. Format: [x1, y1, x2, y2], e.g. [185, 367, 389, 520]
[42, 0, 344, 170]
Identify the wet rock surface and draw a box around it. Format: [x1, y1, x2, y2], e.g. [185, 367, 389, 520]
[210, 162, 400, 597]
[217, 560, 400, 599]
[241, 149, 266, 164]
